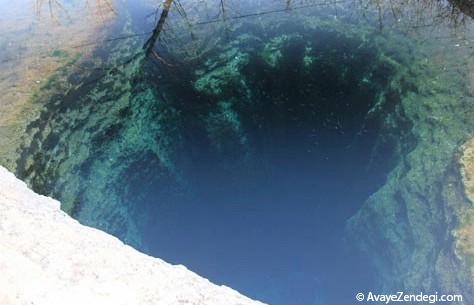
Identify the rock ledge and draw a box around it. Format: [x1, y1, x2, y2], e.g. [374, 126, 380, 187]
[0, 166, 265, 305]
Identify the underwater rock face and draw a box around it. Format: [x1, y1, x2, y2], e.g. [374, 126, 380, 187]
[17, 14, 408, 249]
[14, 16, 406, 302]
[0, 0, 114, 172]
[346, 54, 474, 300]
[460, 138, 474, 203]
[0, 166, 266, 305]
[456, 138, 474, 283]
[9, 1, 474, 303]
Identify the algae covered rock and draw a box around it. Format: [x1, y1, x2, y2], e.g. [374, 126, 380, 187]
[194, 48, 250, 97]
[205, 100, 248, 157]
[260, 34, 303, 68]
[460, 138, 474, 203]
[346, 41, 474, 301]
[455, 138, 474, 284]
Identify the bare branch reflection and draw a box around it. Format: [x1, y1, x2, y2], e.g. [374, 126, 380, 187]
[35, 0, 116, 23]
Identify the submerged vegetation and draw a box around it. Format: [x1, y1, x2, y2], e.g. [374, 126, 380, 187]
[456, 138, 474, 281]
[456, 209, 474, 279]
[0, 0, 115, 171]
[2, 0, 474, 304]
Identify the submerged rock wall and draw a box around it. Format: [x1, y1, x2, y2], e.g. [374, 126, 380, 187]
[0, 1, 115, 172]
[9, 2, 474, 302]
[460, 138, 474, 203]
[347, 42, 474, 300]
[0, 166, 266, 305]
[456, 138, 474, 283]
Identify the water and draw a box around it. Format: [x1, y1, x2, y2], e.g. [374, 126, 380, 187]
[3, 0, 474, 304]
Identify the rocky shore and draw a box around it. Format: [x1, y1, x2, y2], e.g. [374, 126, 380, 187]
[0, 166, 265, 305]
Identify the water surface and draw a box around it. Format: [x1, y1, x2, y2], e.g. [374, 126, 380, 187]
[4, 0, 474, 304]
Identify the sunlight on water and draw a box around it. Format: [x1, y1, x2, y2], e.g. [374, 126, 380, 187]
[0, 0, 116, 170]
[2, 0, 474, 304]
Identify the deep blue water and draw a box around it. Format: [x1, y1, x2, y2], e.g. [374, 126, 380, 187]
[138, 154, 382, 304]
[117, 3, 395, 303]
[9, 0, 448, 304]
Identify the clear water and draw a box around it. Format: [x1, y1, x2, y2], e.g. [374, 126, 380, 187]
[4, 0, 474, 304]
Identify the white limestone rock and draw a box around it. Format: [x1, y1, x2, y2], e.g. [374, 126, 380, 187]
[0, 166, 266, 305]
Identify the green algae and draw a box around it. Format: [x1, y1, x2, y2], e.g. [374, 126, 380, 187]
[194, 5, 474, 299]
[303, 46, 315, 68]
[205, 99, 248, 158]
[16, 16, 154, 246]
[11, 2, 474, 301]
[20, 12, 398, 249]
[347, 38, 474, 298]
[455, 199, 474, 281]
[51, 49, 70, 58]
[260, 34, 303, 67]
[39, 53, 81, 92]
[22, 14, 401, 236]
[194, 48, 250, 96]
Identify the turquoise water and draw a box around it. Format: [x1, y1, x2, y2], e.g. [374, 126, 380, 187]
[8, 0, 474, 304]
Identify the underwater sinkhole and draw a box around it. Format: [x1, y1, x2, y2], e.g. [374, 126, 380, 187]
[17, 7, 418, 305]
